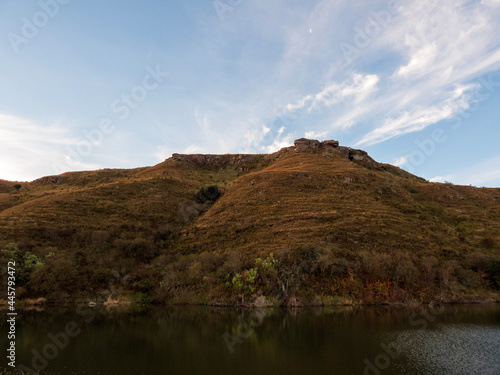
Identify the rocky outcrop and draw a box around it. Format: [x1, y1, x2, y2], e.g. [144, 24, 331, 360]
[289, 138, 390, 171]
[253, 295, 274, 307]
[171, 153, 261, 169]
[168, 139, 405, 175]
[293, 138, 342, 153]
[294, 138, 321, 151]
[33, 176, 66, 184]
[323, 140, 339, 147]
[348, 148, 376, 164]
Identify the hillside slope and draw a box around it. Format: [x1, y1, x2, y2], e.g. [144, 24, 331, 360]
[1, 139, 499, 306]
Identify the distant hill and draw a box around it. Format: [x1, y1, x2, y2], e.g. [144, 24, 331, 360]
[1, 139, 499, 306]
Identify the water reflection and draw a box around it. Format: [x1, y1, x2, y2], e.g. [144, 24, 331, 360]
[0, 304, 499, 375]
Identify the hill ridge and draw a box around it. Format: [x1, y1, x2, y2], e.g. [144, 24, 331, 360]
[0, 139, 499, 306]
[12, 138, 411, 186]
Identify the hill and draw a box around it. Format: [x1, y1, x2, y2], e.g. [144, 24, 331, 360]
[1, 139, 499, 306]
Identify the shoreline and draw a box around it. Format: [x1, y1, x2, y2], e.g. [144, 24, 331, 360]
[2, 294, 499, 309]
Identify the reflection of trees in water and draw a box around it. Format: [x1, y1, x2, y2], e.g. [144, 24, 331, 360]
[1, 304, 499, 374]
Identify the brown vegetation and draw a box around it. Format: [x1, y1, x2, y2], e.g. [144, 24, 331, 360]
[0, 140, 499, 306]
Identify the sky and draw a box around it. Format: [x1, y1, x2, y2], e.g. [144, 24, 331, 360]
[0, 0, 500, 186]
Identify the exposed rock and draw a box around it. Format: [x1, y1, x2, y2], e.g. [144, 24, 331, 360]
[33, 176, 66, 184]
[171, 153, 260, 169]
[253, 295, 274, 308]
[294, 138, 321, 152]
[168, 139, 398, 176]
[322, 140, 339, 147]
[348, 148, 377, 165]
[285, 296, 303, 308]
[293, 138, 343, 153]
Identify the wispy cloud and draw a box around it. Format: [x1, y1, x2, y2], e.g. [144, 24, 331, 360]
[393, 155, 409, 167]
[226, 0, 500, 155]
[263, 127, 295, 153]
[430, 156, 500, 187]
[0, 113, 100, 181]
[285, 73, 380, 114]
[357, 83, 479, 145]
[481, 0, 500, 7]
[348, 0, 500, 145]
[395, 43, 438, 78]
[1, 1, 499, 184]
[305, 130, 328, 139]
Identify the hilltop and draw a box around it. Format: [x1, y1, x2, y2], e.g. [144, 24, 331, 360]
[1, 139, 499, 306]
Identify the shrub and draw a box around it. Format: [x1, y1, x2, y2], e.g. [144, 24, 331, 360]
[91, 268, 115, 286]
[485, 259, 500, 289]
[130, 292, 154, 303]
[456, 268, 482, 289]
[193, 185, 221, 204]
[286, 246, 320, 275]
[130, 265, 160, 294]
[114, 238, 156, 262]
[0, 243, 19, 261]
[219, 252, 242, 276]
[255, 253, 278, 270]
[226, 267, 259, 293]
[394, 254, 418, 290]
[28, 257, 77, 297]
[29, 266, 56, 295]
[154, 225, 179, 244]
[1, 244, 44, 285]
[420, 256, 438, 285]
[198, 252, 224, 273]
[19, 252, 44, 284]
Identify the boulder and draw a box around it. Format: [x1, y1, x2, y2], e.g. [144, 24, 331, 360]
[348, 148, 369, 161]
[285, 296, 304, 307]
[253, 295, 274, 308]
[294, 138, 321, 152]
[322, 140, 339, 147]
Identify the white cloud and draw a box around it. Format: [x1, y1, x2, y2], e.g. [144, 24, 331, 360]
[447, 157, 500, 187]
[263, 127, 294, 153]
[395, 43, 438, 78]
[0, 113, 76, 147]
[3, 0, 500, 182]
[182, 144, 205, 154]
[393, 155, 409, 167]
[314, 73, 379, 108]
[286, 95, 312, 112]
[285, 73, 380, 114]
[347, 0, 500, 146]
[153, 145, 171, 161]
[341, 120, 356, 130]
[357, 83, 478, 146]
[194, 109, 210, 131]
[428, 158, 500, 187]
[429, 176, 452, 183]
[482, 0, 500, 7]
[304, 130, 328, 139]
[0, 113, 102, 181]
[200, 0, 500, 160]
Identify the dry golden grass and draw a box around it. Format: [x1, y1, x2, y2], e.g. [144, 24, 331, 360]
[0, 144, 499, 305]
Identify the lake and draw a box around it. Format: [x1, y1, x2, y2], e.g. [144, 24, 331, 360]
[1, 304, 499, 375]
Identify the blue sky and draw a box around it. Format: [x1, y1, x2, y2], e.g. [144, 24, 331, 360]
[1, 0, 500, 186]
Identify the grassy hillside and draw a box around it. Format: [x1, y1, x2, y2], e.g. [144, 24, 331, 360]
[1, 140, 499, 306]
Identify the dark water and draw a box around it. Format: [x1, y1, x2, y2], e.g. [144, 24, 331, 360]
[1, 304, 499, 375]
